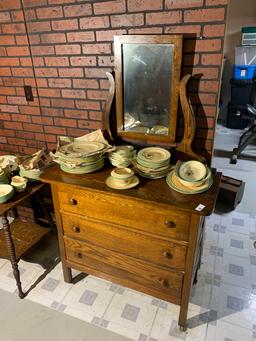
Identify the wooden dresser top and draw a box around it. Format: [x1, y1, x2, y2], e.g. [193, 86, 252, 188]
[40, 165, 221, 216]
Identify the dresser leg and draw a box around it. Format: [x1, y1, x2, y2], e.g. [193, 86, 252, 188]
[1, 214, 25, 298]
[62, 265, 72, 283]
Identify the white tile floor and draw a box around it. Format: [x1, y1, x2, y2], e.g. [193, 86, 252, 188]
[1, 210, 256, 341]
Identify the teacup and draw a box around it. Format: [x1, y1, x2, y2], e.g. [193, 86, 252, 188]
[11, 175, 27, 192]
[110, 168, 134, 186]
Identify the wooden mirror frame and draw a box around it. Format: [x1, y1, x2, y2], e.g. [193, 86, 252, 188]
[114, 35, 183, 146]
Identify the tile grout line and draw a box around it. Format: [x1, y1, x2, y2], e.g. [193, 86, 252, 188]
[147, 305, 159, 341]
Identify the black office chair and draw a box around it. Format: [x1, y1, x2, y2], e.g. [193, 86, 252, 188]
[230, 104, 256, 164]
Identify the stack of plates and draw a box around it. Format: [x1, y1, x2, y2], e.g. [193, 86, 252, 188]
[166, 160, 213, 194]
[133, 147, 171, 179]
[55, 141, 107, 174]
[108, 145, 135, 168]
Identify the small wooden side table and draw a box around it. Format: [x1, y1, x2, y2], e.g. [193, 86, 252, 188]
[0, 182, 52, 298]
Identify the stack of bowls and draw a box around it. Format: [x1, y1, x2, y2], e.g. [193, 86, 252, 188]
[19, 164, 43, 181]
[108, 145, 135, 168]
[54, 141, 108, 174]
[133, 147, 171, 179]
[10, 175, 27, 192]
[166, 160, 213, 194]
[105, 167, 139, 190]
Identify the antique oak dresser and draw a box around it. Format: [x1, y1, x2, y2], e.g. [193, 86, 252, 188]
[40, 165, 221, 330]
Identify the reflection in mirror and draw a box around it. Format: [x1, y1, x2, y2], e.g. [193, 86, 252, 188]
[123, 43, 173, 136]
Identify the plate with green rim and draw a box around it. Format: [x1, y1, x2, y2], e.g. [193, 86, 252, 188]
[137, 147, 170, 164]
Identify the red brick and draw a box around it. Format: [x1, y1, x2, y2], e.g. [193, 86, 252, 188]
[78, 120, 102, 130]
[96, 29, 126, 42]
[7, 137, 27, 146]
[89, 111, 103, 120]
[15, 35, 29, 45]
[84, 68, 112, 78]
[11, 114, 31, 123]
[165, 0, 203, 9]
[0, 113, 11, 120]
[24, 8, 36, 20]
[0, 35, 15, 45]
[36, 6, 63, 19]
[62, 89, 86, 99]
[35, 68, 58, 77]
[23, 123, 44, 132]
[190, 93, 217, 105]
[34, 79, 47, 87]
[6, 46, 30, 56]
[55, 44, 81, 55]
[23, 0, 47, 7]
[98, 56, 114, 67]
[58, 68, 83, 78]
[19, 106, 41, 116]
[38, 88, 61, 98]
[196, 117, 215, 129]
[99, 79, 110, 89]
[52, 19, 78, 31]
[48, 78, 71, 88]
[27, 34, 40, 44]
[184, 8, 225, 23]
[201, 53, 223, 65]
[0, 96, 7, 104]
[35, 133, 56, 143]
[31, 57, 44, 67]
[4, 121, 23, 130]
[19, 58, 33, 67]
[41, 33, 66, 44]
[41, 107, 64, 117]
[51, 98, 75, 108]
[93, 0, 125, 15]
[31, 46, 54, 56]
[19, 146, 39, 155]
[184, 39, 222, 53]
[64, 4, 92, 17]
[198, 105, 217, 117]
[44, 125, 66, 135]
[146, 11, 182, 25]
[27, 21, 51, 32]
[203, 24, 225, 38]
[0, 104, 19, 113]
[0, 0, 21, 10]
[0, 57, 20, 66]
[67, 31, 95, 43]
[64, 109, 88, 119]
[0, 87, 16, 95]
[129, 27, 163, 34]
[0, 12, 11, 23]
[67, 128, 90, 137]
[111, 13, 144, 27]
[206, 0, 228, 5]
[165, 25, 201, 37]
[80, 16, 109, 29]
[54, 117, 77, 127]
[76, 100, 101, 110]
[2, 77, 23, 86]
[70, 56, 96, 66]
[2, 23, 26, 34]
[0, 129, 15, 137]
[183, 53, 199, 66]
[182, 67, 219, 79]
[82, 43, 111, 55]
[7, 96, 27, 105]
[0, 137, 7, 144]
[32, 116, 53, 125]
[37, 98, 50, 107]
[45, 57, 69, 67]
[73, 79, 99, 89]
[16, 131, 35, 139]
[48, 0, 75, 3]
[128, 0, 162, 12]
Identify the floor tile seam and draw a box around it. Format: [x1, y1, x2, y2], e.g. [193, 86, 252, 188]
[146, 306, 159, 341]
[100, 290, 118, 322]
[218, 318, 254, 332]
[218, 279, 254, 290]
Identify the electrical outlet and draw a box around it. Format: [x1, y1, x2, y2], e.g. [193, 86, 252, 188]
[24, 85, 34, 102]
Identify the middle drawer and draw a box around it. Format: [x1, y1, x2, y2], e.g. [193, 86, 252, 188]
[61, 213, 186, 271]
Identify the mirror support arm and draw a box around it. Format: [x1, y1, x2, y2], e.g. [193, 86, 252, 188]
[103, 72, 115, 142]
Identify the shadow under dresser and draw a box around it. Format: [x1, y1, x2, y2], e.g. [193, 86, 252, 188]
[40, 165, 221, 330]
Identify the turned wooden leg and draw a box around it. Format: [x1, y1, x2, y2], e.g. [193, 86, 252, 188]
[1, 214, 25, 298]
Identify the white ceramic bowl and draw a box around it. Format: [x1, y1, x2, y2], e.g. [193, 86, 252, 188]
[178, 161, 207, 182]
[0, 184, 14, 203]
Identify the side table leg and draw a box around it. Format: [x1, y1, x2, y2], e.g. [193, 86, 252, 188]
[1, 214, 25, 298]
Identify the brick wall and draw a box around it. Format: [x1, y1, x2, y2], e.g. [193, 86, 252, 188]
[0, 0, 228, 159]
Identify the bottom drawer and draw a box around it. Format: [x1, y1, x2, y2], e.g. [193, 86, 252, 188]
[64, 237, 183, 303]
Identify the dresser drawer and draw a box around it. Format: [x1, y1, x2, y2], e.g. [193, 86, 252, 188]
[62, 213, 186, 271]
[64, 237, 183, 302]
[58, 185, 190, 241]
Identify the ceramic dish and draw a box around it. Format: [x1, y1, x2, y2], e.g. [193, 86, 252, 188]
[59, 141, 106, 157]
[166, 170, 213, 194]
[111, 167, 134, 180]
[178, 160, 207, 182]
[124, 113, 136, 129]
[133, 160, 171, 174]
[150, 125, 169, 136]
[177, 167, 212, 189]
[137, 147, 171, 164]
[19, 165, 42, 181]
[60, 159, 104, 174]
[136, 157, 170, 169]
[0, 184, 14, 203]
[105, 175, 139, 190]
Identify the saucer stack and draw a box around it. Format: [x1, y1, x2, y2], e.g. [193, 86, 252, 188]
[166, 160, 213, 194]
[108, 145, 135, 168]
[133, 147, 171, 179]
[54, 141, 108, 174]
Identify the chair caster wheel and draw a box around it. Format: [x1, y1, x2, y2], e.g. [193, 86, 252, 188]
[230, 155, 237, 164]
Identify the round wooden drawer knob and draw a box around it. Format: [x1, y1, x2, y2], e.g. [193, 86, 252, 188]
[163, 251, 173, 259]
[70, 198, 77, 206]
[165, 220, 176, 228]
[75, 252, 82, 259]
[158, 279, 169, 287]
[72, 226, 80, 233]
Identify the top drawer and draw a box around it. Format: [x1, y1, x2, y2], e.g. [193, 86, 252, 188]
[57, 184, 190, 241]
